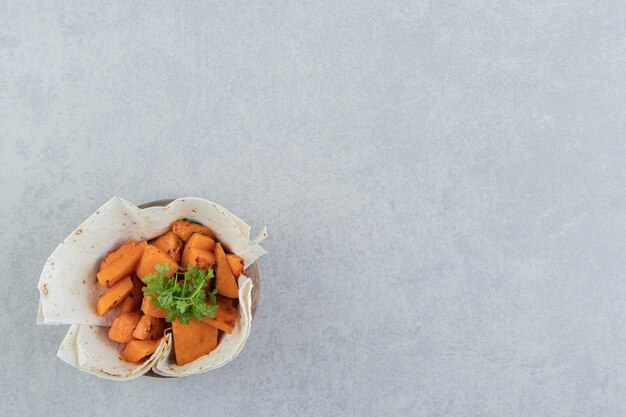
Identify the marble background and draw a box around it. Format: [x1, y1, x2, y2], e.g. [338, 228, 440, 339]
[2, 1, 626, 416]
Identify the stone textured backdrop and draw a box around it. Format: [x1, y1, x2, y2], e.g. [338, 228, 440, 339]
[2, 1, 626, 416]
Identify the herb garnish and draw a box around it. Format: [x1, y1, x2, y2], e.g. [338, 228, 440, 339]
[142, 263, 218, 324]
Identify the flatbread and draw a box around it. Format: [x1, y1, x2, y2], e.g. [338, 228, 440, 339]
[74, 326, 170, 381]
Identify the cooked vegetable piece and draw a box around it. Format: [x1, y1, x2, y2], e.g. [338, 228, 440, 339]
[99, 240, 138, 270]
[185, 247, 215, 270]
[150, 231, 183, 263]
[97, 241, 148, 288]
[136, 245, 179, 280]
[141, 296, 167, 318]
[172, 219, 214, 241]
[187, 232, 215, 250]
[108, 311, 141, 343]
[172, 318, 218, 365]
[133, 315, 166, 340]
[121, 339, 161, 363]
[132, 314, 152, 340]
[119, 276, 144, 313]
[215, 243, 239, 298]
[217, 294, 234, 307]
[201, 296, 238, 333]
[147, 317, 167, 340]
[180, 233, 215, 268]
[96, 275, 133, 316]
[226, 253, 244, 278]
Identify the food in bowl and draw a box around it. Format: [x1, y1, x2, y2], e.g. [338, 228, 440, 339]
[37, 197, 267, 379]
[95, 220, 244, 365]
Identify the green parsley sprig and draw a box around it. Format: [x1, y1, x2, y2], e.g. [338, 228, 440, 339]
[142, 263, 218, 324]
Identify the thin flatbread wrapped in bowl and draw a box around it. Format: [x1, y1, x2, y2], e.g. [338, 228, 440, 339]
[58, 326, 172, 380]
[38, 197, 266, 379]
[38, 198, 143, 326]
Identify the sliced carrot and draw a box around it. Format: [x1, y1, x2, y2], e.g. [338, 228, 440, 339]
[226, 253, 244, 278]
[121, 339, 162, 363]
[99, 240, 138, 270]
[141, 296, 167, 318]
[181, 233, 215, 268]
[187, 232, 215, 250]
[96, 276, 133, 316]
[215, 243, 238, 298]
[147, 317, 167, 340]
[108, 312, 141, 343]
[216, 295, 234, 307]
[150, 231, 183, 263]
[97, 240, 148, 288]
[132, 315, 166, 340]
[132, 314, 152, 340]
[135, 245, 179, 280]
[172, 220, 214, 241]
[185, 247, 215, 270]
[119, 276, 144, 313]
[172, 318, 218, 366]
[201, 296, 238, 334]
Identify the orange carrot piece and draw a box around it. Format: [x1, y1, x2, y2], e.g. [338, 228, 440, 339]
[147, 317, 167, 340]
[99, 240, 138, 270]
[132, 314, 152, 340]
[172, 220, 214, 241]
[132, 315, 166, 340]
[201, 296, 238, 334]
[185, 247, 215, 270]
[135, 245, 179, 280]
[172, 318, 218, 366]
[215, 242, 238, 298]
[119, 276, 144, 313]
[97, 241, 148, 288]
[96, 276, 133, 316]
[141, 296, 167, 318]
[226, 253, 244, 278]
[187, 232, 216, 250]
[121, 339, 161, 363]
[181, 233, 215, 268]
[150, 231, 183, 263]
[108, 312, 141, 343]
[216, 295, 235, 307]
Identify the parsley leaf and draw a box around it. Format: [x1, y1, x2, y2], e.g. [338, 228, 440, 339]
[142, 263, 218, 324]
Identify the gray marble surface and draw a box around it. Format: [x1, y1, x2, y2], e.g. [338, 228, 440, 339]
[2, 1, 626, 416]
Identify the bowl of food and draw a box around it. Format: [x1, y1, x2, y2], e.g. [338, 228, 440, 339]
[37, 197, 267, 380]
